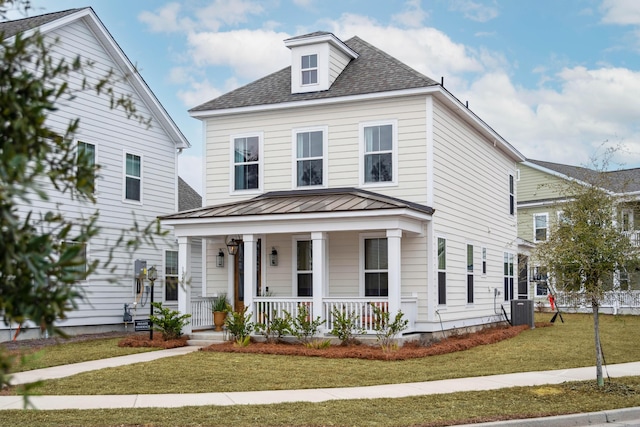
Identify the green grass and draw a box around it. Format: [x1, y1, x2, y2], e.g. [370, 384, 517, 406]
[28, 313, 640, 395]
[7, 337, 157, 373]
[3, 377, 640, 427]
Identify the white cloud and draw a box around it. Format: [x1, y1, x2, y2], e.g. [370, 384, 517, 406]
[600, 0, 640, 25]
[448, 0, 499, 23]
[187, 29, 291, 80]
[139, 0, 265, 33]
[391, 0, 429, 29]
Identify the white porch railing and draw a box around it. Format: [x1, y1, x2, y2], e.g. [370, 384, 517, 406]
[254, 298, 313, 322]
[253, 296, 418, 335]
[555, 290, 640, 311]
[190, 297, 215, 329]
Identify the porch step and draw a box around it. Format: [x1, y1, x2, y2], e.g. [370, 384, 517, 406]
[187, 330, 227, 347]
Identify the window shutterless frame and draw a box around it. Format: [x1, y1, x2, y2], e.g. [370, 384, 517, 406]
[292, 126, 328, 189]
[230, 132, 263, 194]
[123, 150, 142, 204]
[359, 119, 398, 187]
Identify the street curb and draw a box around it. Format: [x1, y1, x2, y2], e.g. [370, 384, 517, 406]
[455, 406, 640, 426]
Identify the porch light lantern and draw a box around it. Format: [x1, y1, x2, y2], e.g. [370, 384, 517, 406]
[216, 249, 225, 267]
[226, 237, 239, 256]
[147, 265, 157, 340]
[270, 247, 278, 266]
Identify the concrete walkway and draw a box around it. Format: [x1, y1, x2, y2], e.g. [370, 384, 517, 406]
[1, 347, 640, 426]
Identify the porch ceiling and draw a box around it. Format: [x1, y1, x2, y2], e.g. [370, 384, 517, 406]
[161, 187, 434, 237]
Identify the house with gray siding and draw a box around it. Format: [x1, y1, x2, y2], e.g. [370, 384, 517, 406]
[162, 32, 525, 337]
[0, 8, 194, 340]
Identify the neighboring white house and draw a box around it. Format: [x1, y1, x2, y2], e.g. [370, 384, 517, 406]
[161, 32, 526, 337]
[0, 8, 194, 341]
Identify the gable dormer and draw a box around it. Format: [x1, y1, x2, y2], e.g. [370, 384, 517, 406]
[285, 32, 358, 94]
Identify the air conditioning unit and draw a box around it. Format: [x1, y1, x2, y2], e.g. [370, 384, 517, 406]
[511, 299, 535, 328]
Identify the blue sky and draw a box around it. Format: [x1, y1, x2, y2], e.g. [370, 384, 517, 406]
[10, 0, 640, 194]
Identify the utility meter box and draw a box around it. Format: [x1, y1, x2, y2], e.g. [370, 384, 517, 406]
[134, 259, 147, 278]
[511, 299, 535, 328]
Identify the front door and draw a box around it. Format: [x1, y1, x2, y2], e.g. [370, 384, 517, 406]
[233, 239, 261, 312]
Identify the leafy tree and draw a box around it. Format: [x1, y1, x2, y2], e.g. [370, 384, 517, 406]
[534, 154, 640, 387]
[0, 0, 165, 389]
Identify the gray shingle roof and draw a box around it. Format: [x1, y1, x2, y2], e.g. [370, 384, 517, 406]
[0, 8, 84, 38]
[178, 177, 202, 211]
[162, 187, 434, 220]
[527, 159, 640, 193]
[190, 35, 439, 113]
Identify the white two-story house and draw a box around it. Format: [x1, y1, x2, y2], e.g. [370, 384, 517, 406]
[0, 8, 194, 341]
[162, 32, 525, 337]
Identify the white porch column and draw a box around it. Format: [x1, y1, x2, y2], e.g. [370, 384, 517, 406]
[311, 231, 327, 331]
[243, 234, 256, 319]
[387, 229, 402, 317]
[177, 236, 192, 334]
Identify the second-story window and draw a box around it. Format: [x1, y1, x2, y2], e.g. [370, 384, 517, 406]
[363, 123, 394, 184]
[534, 213, 549, 242]
[295, 129, 325, 187]
[301, 54, 318, 85]
[234, 136, 260, 191]
[77, 141, 95, 194]
[124, 152, 141, 202]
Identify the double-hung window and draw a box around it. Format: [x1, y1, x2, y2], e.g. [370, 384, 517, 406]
[301, 54, 318, 85]
[295, 128, 325, 187]
[509, 174, 515, 215]
[124, 152, 141, 202]
[504, 252, 514, 301]
[362, 121, 395, 185]
[534, 213, 549, 242]
[364, 237, 388, 297]
[165, 250, 178, 302]
[467, 244, 474, 304]
[233, 135, 261, 191]
[297, 240, 312, 297]
[77, 141, 96, 194]
[437, 238, 446, 305]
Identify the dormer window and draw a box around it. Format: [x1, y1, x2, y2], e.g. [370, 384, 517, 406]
[301, 54, 318, 85]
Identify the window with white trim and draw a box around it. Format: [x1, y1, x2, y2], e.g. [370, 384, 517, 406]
[301, 54, 318, 85]
[503, 252, 514, 301]
[61, 241, 88, 281]
[437, 237, 446, 305]
[233, 135, 260, 191]
[467, 244, 474, 304]
[77, 141, 95, 194]
[364, 237, 388, 297]
[532, 266, 549, 297]
[295, 129, 325, 187]
[362, 122, 395, 184]
[297, 240, 312, 297]
[124, 153, 141, 202]
[165, 250, 178, 301]
[509, 174, 515, 215]
[482, 247, 487, 275]
[534, 213, 549, 242]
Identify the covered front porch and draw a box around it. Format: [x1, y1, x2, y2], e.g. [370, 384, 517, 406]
[162, 188, 433, 336]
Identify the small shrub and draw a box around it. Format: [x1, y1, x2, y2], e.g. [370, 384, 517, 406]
[329, 306, 364, 345]
[149, 302, 191, 341]
[225, 307, 254, 346]
[370, 303, 408, 352]
[287, 304, 325, 344]
[254, 310, 292, 343]
[304, 339, 331, 349]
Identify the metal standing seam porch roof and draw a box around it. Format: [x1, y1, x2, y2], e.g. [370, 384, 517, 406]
[161, 188, 434, 221]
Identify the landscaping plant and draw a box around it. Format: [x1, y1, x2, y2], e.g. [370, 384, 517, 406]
[370, 303, 408, 352]
[149, 302, 191, 340]
[254, 310, 292, 343]
[225, 307, 254, 346]
[287, 304, 325, 344]
[329, 306, 364, 345]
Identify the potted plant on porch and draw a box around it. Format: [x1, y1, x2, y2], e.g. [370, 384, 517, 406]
[212, 293, 230, 332]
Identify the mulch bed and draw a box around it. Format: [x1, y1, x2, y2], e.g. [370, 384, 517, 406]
[118, 334, 189, 349]
[201, 323, 550, 361]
